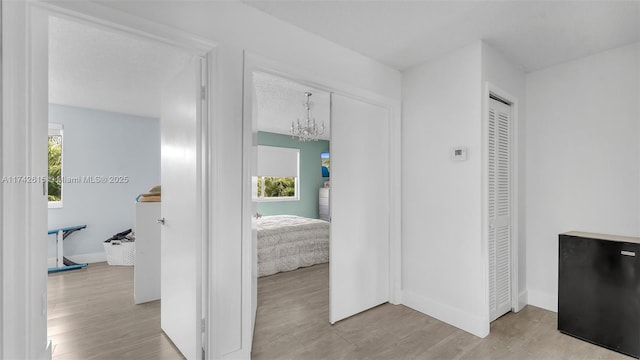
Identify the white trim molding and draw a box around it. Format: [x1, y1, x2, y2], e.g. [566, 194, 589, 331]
[2, 2, 50, 358]
[402, 290, 490, 338]
[0, 0, 4, 354]
[527, 289, 557, 312]
[517, 290, 528, 312]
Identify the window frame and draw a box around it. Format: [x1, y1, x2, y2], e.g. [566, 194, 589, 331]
[255, 146, 300, 202]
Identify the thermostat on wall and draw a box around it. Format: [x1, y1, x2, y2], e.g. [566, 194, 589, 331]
[451, 147, 468, 161]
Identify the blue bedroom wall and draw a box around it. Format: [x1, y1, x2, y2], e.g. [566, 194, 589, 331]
[257, 131, 329, 219]
[47, 104, 160, 262]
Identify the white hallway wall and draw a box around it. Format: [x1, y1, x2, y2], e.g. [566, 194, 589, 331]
[403, 38, 639, 336]
[402, 40, 526, 337]
[47, 104, 160, 264]
[526, 42, 640, 311]
[402, 42, 487, 336]
[45, 1, 402, 358]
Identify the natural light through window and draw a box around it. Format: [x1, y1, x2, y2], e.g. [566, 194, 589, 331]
[256, 145, 299, 201]
[257, 176, 297, 199]
[48, 123, 63, 208]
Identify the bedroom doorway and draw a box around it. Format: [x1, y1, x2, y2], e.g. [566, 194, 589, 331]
[251, 70, 332, 288]
[44, 11, 211, 359]
[243, 58, 399, 351]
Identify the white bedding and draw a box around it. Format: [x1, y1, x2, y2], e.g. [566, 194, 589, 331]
[257, 215, 330, 277]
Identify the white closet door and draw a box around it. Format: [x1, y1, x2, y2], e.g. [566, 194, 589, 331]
[160, 56, 203, 359]
[330, 93, 389, 324]
[488, 97, 512, 322]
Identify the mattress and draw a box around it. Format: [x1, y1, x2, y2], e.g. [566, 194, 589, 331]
[257, 215, 330, 277]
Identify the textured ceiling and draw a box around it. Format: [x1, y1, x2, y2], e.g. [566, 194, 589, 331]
[254, 72, 331, 140]
[243, 1, 640, 72]
[49, 16, 192, 118]
[50, 2, 639, 121]
[49, 16, 331, 133]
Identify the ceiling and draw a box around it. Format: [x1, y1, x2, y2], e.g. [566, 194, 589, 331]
[49, 2, 639, 121]
[254, 72, 331, 140]
[49, 16, 192, 118]
[49, 16, 330, 137]
[243, 0, 640, 72]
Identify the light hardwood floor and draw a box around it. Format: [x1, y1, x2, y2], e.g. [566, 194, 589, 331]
[48, 262, 184, 360]
[253, 263, 632, 360]
[49, 261, 631, 359]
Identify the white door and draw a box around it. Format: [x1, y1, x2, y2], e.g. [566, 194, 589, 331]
[330, 93, 390, 324]
[160, 55, 204, 359]
[488, 97, 512, 322]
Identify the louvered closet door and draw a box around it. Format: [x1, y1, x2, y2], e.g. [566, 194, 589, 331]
[488, 97, 512, 322]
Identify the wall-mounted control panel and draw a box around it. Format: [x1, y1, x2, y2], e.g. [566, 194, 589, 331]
[451, 147, 468, 161]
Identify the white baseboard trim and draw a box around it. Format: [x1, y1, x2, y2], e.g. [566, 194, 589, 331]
[516, 290, 528, 312]
[402, 290, 489, 338]
[36, 339, 52, 360]
[527, 289, 557, 312]
[47, 251, 107, 268]
[390, 288, 402, 305]
[221, 348, 251, 360]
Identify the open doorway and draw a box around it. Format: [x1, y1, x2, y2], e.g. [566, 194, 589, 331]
[250, 70, 333, 356]
[251, 72, 331, 298]
[245, 61, 398, 356]
[44, 14, 205, 359]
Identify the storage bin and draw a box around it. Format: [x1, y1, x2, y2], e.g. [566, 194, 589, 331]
[104, 240, 135, 266]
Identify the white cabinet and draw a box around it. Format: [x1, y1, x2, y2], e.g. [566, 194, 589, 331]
[134, 202, 161, 304]
[319, 188, 330, 221]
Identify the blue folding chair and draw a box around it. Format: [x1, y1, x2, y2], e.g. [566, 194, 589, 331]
[48, 225, 88, 273]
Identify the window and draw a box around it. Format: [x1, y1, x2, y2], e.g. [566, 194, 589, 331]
[257, 176, 297, 198]
[256, 145, 299, 201]
[48, 123, 63, 208]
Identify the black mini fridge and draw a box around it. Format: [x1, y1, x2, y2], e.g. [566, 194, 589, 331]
[558, 232, 640, 358]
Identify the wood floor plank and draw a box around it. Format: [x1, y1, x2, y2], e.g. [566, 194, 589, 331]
[253, 263, 633, 359]
[50, 260, 633, 359]
[47, 262, 184, 360]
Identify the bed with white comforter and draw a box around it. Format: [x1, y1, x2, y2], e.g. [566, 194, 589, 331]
[257, 215, 330, 277]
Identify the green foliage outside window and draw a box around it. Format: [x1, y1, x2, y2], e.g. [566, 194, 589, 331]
[48, 135, 62, 201]
[257, 176, 296, 198]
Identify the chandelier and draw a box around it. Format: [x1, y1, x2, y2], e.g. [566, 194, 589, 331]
[290, 92, 325, 142]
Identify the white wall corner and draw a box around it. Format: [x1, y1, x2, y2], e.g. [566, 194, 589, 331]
[402, 290, 490, 338]
[516, 290, 528, 312]
[526, 289, 557, 312]
[389, 290, 402, 305]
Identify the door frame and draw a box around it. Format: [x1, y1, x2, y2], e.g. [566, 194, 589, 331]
[241, 52, 402, 350]
[1, 1, 217, 358]
[481, 81, 522, 328]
